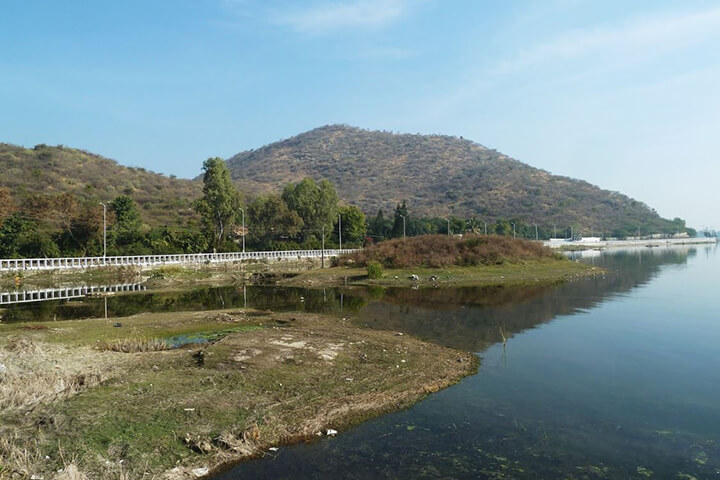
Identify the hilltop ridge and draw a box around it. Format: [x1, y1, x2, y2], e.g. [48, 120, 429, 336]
[225, 125, 683, 235]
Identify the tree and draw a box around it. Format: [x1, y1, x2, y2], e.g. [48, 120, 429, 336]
[110, 195, 142, 230]
[65, 205, 105, 255]
[671, 217, 687, 234]
[0, 213, 36, 258]
[391, 201, 408, 238]
[248, 194, 303, 249]
[337, 205, 366, 248]
[110, 195, 143, 253]
[368, 209, 389, 241]
[192, 158, 242, 251]
[493, 219, 512, 236]
[282, 178, 339, 243]
[18, 230, 60, 258]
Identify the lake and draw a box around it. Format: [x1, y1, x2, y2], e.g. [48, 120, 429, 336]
[2, 245, 718, 478]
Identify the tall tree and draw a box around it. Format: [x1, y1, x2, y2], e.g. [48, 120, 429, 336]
[391, 201, 408, 238]
[192, 158, 242, 251]
[282, 178, 339, 242]
[368, 209, 388, 241]
[110, 195, 143, 253]
[248, 194, 303, 248]
[110, 195, 142, 230]
[0, 213, 36, 258]
[337, 205, 366, 248]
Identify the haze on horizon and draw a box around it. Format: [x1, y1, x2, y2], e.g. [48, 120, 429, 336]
[2, 0, 719, 229]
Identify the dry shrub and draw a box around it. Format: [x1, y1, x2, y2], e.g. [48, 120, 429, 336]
[98, 338, 169, 353]
[341, 234, 554, 268]
[5, 337, 41, 354]
[55, 463, 90, 480]
[0, 434, 44, 478]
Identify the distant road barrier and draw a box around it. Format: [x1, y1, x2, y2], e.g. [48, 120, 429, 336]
[0, 249, 358, 272]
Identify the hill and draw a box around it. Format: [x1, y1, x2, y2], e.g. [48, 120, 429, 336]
[225, 125, 684, 235]
[0, 143, 201, 227]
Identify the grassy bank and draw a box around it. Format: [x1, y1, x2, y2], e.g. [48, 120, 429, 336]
[0, 309, 477, 479]
[285, 235, 599, 288]
[285, 258, 598, 288]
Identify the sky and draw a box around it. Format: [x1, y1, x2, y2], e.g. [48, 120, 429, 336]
[2, 0, 719, 229]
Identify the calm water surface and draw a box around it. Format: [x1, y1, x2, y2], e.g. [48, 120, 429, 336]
[214, 245, 720, 479]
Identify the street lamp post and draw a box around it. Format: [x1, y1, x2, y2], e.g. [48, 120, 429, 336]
[535, 224, 539, 241]
[484, 221, 487, 235]
[99, 202, 107, 258]
[400, 214, 406, 239]
[446, 218, 451, 236]
[239, 207, 245, 253]
[511, 222, 516, 238]
[321, 225, 325, 268]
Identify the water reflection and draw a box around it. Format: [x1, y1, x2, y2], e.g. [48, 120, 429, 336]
[357, 245, 695, 351]
[0, 284, 368, 323]
[0, 283, 146, 305]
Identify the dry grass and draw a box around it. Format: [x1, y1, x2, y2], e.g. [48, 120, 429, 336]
[98, 338, 170, 353]
[342, 234, 555, 268]
[0, 434, 44, 479]
[0, 337, 127, 412]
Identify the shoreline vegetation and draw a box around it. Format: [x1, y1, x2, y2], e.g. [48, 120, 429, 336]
[287, 235, 601, 287]
[0, 309, 477, 479]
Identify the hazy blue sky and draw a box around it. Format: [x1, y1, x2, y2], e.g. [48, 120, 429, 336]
[2, 0, 719, 228]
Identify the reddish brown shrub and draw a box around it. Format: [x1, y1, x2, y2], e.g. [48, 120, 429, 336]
[340, 235, 554, 268]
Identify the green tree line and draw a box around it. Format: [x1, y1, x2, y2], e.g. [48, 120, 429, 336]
[365, 203, 696, 243]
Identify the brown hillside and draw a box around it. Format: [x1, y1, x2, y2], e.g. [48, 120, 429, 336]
[0, 143, 201, 226]
[225, 125, 680, 233]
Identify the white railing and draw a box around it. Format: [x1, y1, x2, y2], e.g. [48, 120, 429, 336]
[0, 283, 147, 305]
[0, 249, 357, 272]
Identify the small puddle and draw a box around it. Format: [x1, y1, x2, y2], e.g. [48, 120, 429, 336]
[165, 326, 263, 349]
[165, 333, 210, 348]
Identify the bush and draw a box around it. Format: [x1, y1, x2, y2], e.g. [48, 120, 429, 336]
[341, 234, 555, 269]
[367, 260, 383, 279]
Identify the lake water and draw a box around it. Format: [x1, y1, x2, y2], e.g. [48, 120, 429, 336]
[214, 245, 720, 479]
[2, 245, 718, 478]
